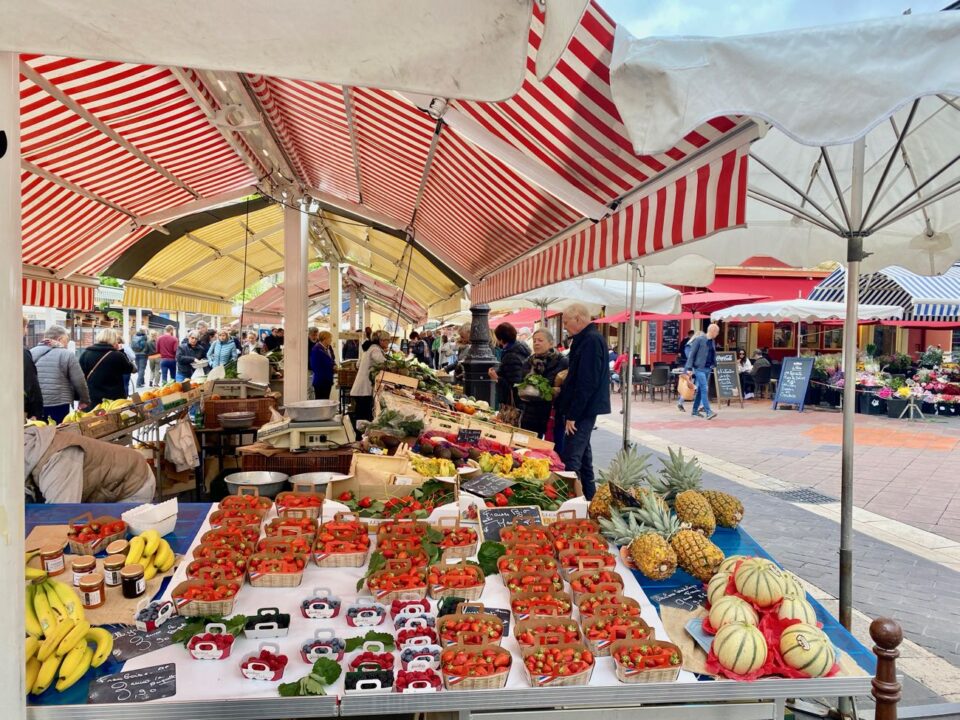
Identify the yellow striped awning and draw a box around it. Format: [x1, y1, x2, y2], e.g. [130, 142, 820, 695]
[122, 285, 232, 315]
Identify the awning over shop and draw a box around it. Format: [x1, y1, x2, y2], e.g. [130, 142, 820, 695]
[680, 292, 769, 315]
[595, 311, 704, 325]
[711, 299, 904, 324]
[121, 285, 233, 316]
[22, 277, 95, 310]
[489, 308, 560, 328]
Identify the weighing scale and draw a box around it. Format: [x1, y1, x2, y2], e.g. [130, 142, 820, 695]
[256, 416, 351, 449]
[207, 379, 270, 399]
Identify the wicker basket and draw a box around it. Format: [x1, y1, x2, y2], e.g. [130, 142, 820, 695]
[436, 603, 504, 647]
[376, 519, 430, 541]
[568, 567, 624, 605]
[514, 617, 583, 650]
[66, 513, 126, 555]
[208, 508, 264, 529]
[436, 516, 478, 560]
[313, 539, 369, 568]
[337, 366, 358, 389]
[200, 526, 261, 547]
[247, 546, 308, 588]
[185, 552, 248, 582]
[558, 549, 615, 580]
[240, 448, 354, 475]
[577, 592, 642, 619]
[171, 568, 240, 617]
[193, 540, 256, 560]
[497, 554, 560, 576]
[519, 636, 595, 687]
[549, 510, 600, 538]
[554, 533, 609, 555]
[510, 590, 573, 622]
[502, 568, 565, 596]
[314, 514, 370, 567]
[264, 512, 319, 543]
[427, 560, 485, 601]
[275, 482, 325, 519]
[581, 616, 653, 657]
[367, 560, 427, 603]
[203, 396, 277, 429]
[440, 642, 511, 691]
[610, 639, 683, 683]
[219, 486, 273, 514]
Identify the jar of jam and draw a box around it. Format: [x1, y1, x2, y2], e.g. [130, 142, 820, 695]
[105, 539, 130, 557]
[103, 555, 126, 587]
[79, 573, 105, 609]
[121, 564, 146, 599]
[71, 555, 96, 586]
[39, 544, 66, 576]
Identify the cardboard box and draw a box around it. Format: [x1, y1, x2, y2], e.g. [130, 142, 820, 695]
[333, 454, 429, 506]
[375, 371, 420, 390]
[466, 417, 513, 446]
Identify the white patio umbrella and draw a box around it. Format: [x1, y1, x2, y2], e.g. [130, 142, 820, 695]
[609, 9, 960, 631]
[492, 277, 682, 316]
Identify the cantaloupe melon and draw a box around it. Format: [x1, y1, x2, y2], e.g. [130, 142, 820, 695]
[734, 558, 786, 607]
[707, 571, 731, 605]
[780, 623, 835, 677]
[777, 593, 817, 625]
[712, 621, 768, 675]
[709, 596, 759, 630]
[717, 555, 747, 575]
[780, 571, 804, 597]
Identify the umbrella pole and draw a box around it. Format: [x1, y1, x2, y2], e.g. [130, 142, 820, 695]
[622, 262, 638, 449]
[839, 138, 866, 633]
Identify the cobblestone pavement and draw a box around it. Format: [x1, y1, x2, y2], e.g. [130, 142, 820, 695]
[588, 424, 960, 708]
[611, 392, 960, 541]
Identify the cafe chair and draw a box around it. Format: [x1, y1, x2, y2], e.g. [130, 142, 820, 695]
[647, 366, 671, 402]
[753, 365, 773, 399]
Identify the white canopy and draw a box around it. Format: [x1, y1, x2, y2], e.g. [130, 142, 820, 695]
[0, 0, 589, 102]
[710, 299, 903, 323]
[492, 277, 682, 316]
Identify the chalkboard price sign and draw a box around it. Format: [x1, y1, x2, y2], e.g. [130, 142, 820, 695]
[649, 584, 708, 612]
[647, 321, 658, 355]
[478, 505, 542, 542]
[456, 428, 482, 444]
[460, 472, 515, 498]
[712, 351, 742, 405]
[109, 617, 188, 662]
[773, 356, 814, 411]
[88, 663, 176, 705]
[662, 320, 680, 355]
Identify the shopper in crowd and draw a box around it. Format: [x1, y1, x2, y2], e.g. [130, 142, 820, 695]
[156, 325, 179, 384]
[30, 325, 91, 423]
[145, 330, 160, 387]
[611, 350, 630, 393]
[194, 321, 210, 353]
[736, 348, 755, 398]
[430, 332, 442, 369]
[242, 331, 260, 355]
[554, 303, 610, 500]
[684, 323, 719, 420]
[119, 336, 136, 395]
[23, 349, 44, 420]
[440, 334, 456, 367]
[175, 331, 206, 381]
[342, 336, 359, 360]
[310, 330, 337, 401]
[208, 329, 239, 368]
[677, 329, 696, 365]
[487, 323, 531, 409]
[79, 329, 136, 408]
[307, 326, 320, 353]
[350, 330, 389, 435]
[24, 424, 156, 503]
[518, 327, 534, 351]
[263, 327, 285, 352]
[517, 328, 568, 439]
[408, 331, 429, 365]
[130, 326, 149, 387]
[361, 327, 373, 352]
[446, 323, 472, 373]
[748, 349, 771, 399]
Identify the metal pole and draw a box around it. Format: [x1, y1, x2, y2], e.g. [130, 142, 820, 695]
[283, 203, 309, 404]
[622, 262, 638, 450]
[0, 51, 27, 720]
[840, 137, 866, 633]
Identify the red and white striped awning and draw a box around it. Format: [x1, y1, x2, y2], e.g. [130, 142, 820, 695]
[14, 1, 752, 304]
[22, 277, 94, 310]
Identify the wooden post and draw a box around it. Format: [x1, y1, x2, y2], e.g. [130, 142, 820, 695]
[871, 617, 903, 720]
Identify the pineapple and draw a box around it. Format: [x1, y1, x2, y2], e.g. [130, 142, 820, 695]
[588, 447, 655, 519]
[599, 505, 677, 580]
[671, 527, 725, 582]
[650, 447, 717, 537]
[701, 490, 744, 528]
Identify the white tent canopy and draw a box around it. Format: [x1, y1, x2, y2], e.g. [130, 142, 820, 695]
[490, 277, 682, 316]
[710, 299, 903, 323]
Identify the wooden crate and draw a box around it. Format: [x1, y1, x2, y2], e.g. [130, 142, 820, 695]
[204, 396, 278, 429]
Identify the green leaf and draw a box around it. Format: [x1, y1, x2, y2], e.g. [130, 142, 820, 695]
[278, 680, 305, 697]
[345, 630, 396, 653]
[356, 551, 386, 591]
[421, 537, 441, 565]
[477, 541, 507, 576]
[311, 657, 342, 685]
[423, 526, 444, 544]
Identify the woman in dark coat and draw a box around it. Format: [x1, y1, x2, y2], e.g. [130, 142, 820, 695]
[518, 328, 568, 438]
[487, 323, 531, 409]
[78, 329, 136, 407]
[175, 332, 206, 381]
[309, 330, 337, 400]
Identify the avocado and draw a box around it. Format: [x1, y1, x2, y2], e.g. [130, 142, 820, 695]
[449, 447, 465, 462]
[437, 446, 453, 460]
[420, 440, 435, 456]
[468, 447, 482, 461]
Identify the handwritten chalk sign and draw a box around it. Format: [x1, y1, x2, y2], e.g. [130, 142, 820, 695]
[478, 505, 542, 542]
[460, 472, 515, 498]
[647, 321, 658, 355]
[88, 663, 176, 705]
[662, 321, 680, 355]
[456, 428, 482, 444]
[462, 605, 511, 637]
[649, 584, 708, 612]
[109, 617, 188, 662]
[773, 356, 814, 411]
[712, 351, 742, 406]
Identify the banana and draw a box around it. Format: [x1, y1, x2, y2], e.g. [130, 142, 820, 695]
[155, 543, 176, 573]
[25, 635, 40, 660]
[55, 646, 93, 693]
[126, 536, 145, 566]
[32, 584, 56, 636]
[49, 579, 84, 623]
[86, 627, 114, 668]
[25, 587, 44, 639]
[25, 656, 41, 695]
[56, 620, 91, 657]
[142, 562, 158, 582]
[43, 581, 69, 622]
[153, 539, 172, 568]
[25, 565, 48, 582]
[32, 653, 61, 695]
[25, 549, 41, 564]
[141, 529, 161, 557]
[37, 618, 75, 662]
[57, 640, 88, 678]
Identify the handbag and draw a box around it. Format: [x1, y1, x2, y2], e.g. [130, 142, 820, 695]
[677, 373, 696, 401]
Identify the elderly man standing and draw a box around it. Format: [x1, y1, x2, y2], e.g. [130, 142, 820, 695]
[684, 323, 720, 420]
[554, 303, 610, 500]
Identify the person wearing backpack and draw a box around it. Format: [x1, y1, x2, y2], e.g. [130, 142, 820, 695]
[130, 326, 149, 387]
[31, 325, 91, 423]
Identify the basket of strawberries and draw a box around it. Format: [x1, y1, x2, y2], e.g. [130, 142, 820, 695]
[436, 516, 478, 560]
[610, 639, 683, 683]
[437, 603, 504, 647]
[186, 552, 248, 582]
[558, 549, 615, 580]
[367, 560, 428, 602]
[264, 512, 318, 543]
[577, 592, 643, 619]
[66, 513, 127, 555]
[201, 526, 259, 547]
[510, 591, 573, 622]
[376, 519, 429, 541]
[275, 482, 325, 519]
[314, 517, 370, 568]
[582, 615, 653, 656]
[568, 564, 624, 604]
[502, 568, 565, 596]
[218, 486, 272, 515]
[549, 510, 600, 538]
[514, 618, 582, 649]
[499, 522, 553, 546]
[208, 507, 263, 530]
[247, 539, 308, 588]
[171, 568, 242, 616]
[426, 560, 485, 601]
[520, 635, 595, 687]
[440, 643, 511, 691]
[497, 554, 559, 576]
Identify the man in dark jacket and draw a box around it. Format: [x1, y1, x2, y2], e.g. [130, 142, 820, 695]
[130, 326, 149, 387]
[175, 332, 206, 381]
[554, 303, 610, 500]
[684, 323, 720, 420]
[24, 347, 44, 420]
[487, 323, 531, 408]
[409, 331, 429, 365]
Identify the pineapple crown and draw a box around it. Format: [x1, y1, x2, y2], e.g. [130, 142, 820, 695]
[597, 447, 654, 489]
[649, 447, 704, 497]
[599, 494, 682, 542]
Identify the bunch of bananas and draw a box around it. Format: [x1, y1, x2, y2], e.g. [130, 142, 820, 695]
[24, 560, 113, 695]
[125, 529, 176, 581]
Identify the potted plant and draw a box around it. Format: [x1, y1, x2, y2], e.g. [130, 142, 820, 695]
[919, 345, 944, 369]
[882, 353, 913, 378]
[885, 381, 910, 419]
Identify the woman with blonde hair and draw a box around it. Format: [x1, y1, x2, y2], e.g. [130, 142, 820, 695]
[78, 328, 136, 407]
[310, 330, 337, 401]
[208, 328, 239, 368]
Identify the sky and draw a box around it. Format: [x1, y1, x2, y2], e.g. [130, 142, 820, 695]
[603, 0, 950, 38]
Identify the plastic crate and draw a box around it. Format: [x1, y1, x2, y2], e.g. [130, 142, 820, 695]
[204, 397, 278, 429]
[241, 449, 354, 475]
